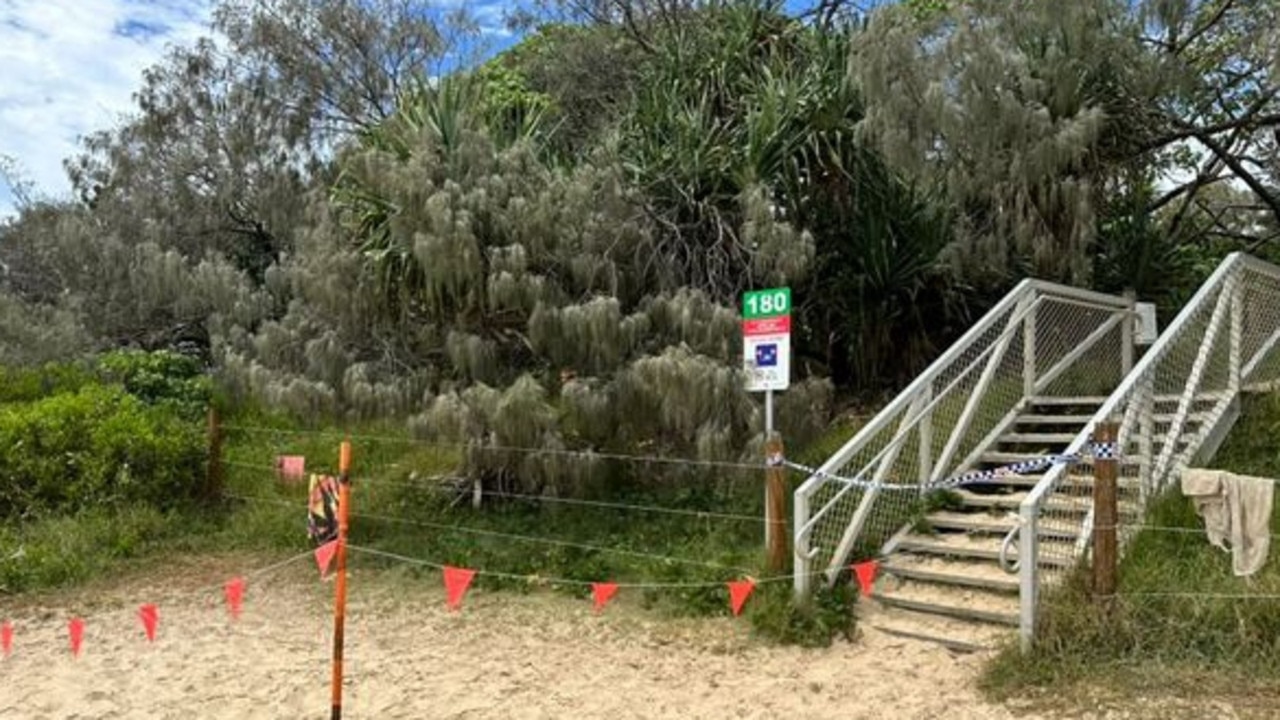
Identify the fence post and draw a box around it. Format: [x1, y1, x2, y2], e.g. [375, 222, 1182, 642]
[1092, 422, 1119, 611]
[330, 441, 353, 720]
[765, 434, 788, 572]
[205, 406, 223, 502]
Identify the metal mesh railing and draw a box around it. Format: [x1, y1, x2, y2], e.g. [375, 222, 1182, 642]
[793, 281, 1134, 596]
[1019, 253, 1280, 650]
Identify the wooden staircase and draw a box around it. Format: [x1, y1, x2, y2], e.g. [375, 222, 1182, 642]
[863, 395, 1178, 650]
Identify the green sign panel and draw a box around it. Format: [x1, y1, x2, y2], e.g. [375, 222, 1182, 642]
[742, 287, 791, 319]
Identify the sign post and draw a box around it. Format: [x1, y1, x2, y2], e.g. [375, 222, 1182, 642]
[743, 287, 791, 570]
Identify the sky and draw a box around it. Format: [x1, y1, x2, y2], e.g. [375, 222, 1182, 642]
[0, 0, 215, 216]
[0, 0, 516, 218]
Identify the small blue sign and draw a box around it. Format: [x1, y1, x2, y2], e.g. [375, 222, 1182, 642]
[755, 343, 778, 367]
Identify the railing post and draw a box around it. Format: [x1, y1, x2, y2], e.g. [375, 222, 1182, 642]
[1121, 289, 1136, 376]
[793, 492, 812, 600]
[1018, 499, 1039, 654]
[1092, 422, 1119, 614]
[1023, 300, 1037, 397]
[1230, 281, 1243, 391]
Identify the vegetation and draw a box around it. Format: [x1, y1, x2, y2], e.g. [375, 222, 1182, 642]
[981, 393, 1280, 700]
[2, 0, 1280, 650]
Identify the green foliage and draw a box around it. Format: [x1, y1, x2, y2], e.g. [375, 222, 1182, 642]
[0, 505, 202, 594]
[98, 349, 211, 418]
[747, 580, 858, 647]
[0, 385, 206, 519]
[0, 361, 95, 404]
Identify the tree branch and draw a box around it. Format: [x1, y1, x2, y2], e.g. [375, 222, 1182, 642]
[1191, 128, 1280, 220]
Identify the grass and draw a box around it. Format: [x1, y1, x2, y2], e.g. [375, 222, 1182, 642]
[0, 399, 872, 646]
[981, 391, 1280, 705]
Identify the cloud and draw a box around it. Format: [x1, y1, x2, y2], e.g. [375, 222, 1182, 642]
[0, 0, 213, 217]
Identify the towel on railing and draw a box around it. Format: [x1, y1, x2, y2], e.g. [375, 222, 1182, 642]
[1180, 468, 1274, 576]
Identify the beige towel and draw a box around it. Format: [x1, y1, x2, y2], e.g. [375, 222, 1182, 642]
[1180, 468, 1275, 576]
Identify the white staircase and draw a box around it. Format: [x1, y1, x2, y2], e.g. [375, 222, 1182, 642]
[794, 252, 1280, 652]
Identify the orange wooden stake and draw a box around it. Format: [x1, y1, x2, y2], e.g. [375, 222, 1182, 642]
[330, 441, 352, 720]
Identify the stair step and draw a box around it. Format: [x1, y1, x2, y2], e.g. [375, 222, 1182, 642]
[896, 532, 1075, 567]
[958, 473, 1143, 491]
[980, 450, 1075, 464]
[980, 450, 1142, 466]
[949, 488, 1140, 515]
[999, 432, 1078, 444]
[869, 624, 991, 654]
[924, 510, 1081, 538]
[871, 587, 1019, 627]
[1017, 414, 1095, 425]
[1029, 396, 1109, 407]
[881, 557, 1020, 593]
[860, 602, 1009, 652]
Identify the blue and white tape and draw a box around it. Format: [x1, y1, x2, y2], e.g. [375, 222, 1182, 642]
[786, 441, 1121, 492]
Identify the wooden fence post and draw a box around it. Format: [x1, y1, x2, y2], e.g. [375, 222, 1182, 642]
[766, 435, 788, 572]
[1092, 421, 1119, 611]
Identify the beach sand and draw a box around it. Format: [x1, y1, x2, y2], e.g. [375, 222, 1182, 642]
[0, 553, 1019, 720]
[0, 554, 1241, 719]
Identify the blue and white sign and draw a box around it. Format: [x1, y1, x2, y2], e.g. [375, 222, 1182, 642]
[743, 334, 789, 391]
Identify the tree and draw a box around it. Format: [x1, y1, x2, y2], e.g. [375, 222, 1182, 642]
[66, 0, 451, 280]
[852, 0, 1280, 289]
[215, 70, 833, 494]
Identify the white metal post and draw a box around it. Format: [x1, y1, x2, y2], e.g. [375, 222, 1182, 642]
[1023, 300, 1037, 397]
[794, 491, 812, 600]
[1018, 499, 1039, 654]
[1122, 290, 1136, 376]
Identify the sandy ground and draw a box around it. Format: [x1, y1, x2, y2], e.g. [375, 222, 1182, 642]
[0, 554, 1258, 719]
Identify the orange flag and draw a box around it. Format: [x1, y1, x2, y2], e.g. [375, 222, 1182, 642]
[727, 579, 756, 617]
[69, 618, 84, 657]
[315, 539, 339, 579]
[138, 604, 159, 642]
[2, 620, 12, 656]
[443, 566, 476, 611]
[591, 582, 619, 614]
[224, 577, 246, 620]
[852, 560, 879, 597]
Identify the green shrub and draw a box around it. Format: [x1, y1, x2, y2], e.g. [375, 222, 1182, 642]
[748, 581, 858, 647]
[97, 349, 211, 417]
[0, 505, 197, 593]
[0, 384, 206, 519]
[0, 362, 95, 404]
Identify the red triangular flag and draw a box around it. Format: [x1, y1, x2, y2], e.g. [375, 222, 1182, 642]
[852, 560, 879, 597]
[69, 618, 84, 657]
[443, 566, 476, 611]
[591, 582, 619, 613]
[315, 540, 339, 579]
[138, 604, 159, 642]
[727, 579, 756, 617]
[2, 621, 12, 656]
[224, 577, 245, 620]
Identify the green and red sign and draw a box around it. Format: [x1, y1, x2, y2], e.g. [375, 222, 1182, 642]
[742, 287, 791, 392]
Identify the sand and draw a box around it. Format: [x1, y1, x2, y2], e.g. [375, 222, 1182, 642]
[0, 554, 1245, 720]
[0, 553, 1024, 720]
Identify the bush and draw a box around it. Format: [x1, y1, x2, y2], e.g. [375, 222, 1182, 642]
[0, 384, 207, 519]
[748, 581, 858, 647]
[97, 349, 211, 418]
[0, 362, 95, 404]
